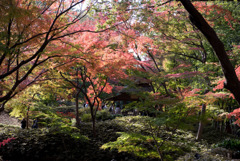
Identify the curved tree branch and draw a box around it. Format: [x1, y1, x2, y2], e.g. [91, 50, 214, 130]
[180, 0, 240, 105]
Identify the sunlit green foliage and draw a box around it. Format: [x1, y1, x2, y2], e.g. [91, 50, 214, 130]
[102, 132, 163, 159]
[101, 116, 196, 160]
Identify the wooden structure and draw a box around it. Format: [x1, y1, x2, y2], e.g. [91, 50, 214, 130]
[105, 80, 153, 113]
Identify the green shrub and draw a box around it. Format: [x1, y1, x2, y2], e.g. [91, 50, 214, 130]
[79, 107, 91, 115]
[96, 109, 114, 121]
[54, 105, 75, 113]
[101, 132, 162, 159]
[215, 138, 240, 151]
[114, 114, 123, 118]
[101, 131, 185, 160]
[82, 113, 92, 122]
[0, 128, 89, 161]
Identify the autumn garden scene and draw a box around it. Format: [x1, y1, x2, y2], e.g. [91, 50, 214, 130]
[1, 0, 240, 160]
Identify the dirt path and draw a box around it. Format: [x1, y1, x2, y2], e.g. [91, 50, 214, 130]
[0, 111, 20, 127]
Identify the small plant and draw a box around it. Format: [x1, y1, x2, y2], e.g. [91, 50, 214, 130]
[0, 137, 15, 148]
[215, 138, 240, 151]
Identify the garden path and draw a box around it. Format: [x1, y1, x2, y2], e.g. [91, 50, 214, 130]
[0, 111, 20, 127]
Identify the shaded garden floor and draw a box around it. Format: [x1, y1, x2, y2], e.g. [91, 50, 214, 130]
[0, 116, 239, 161]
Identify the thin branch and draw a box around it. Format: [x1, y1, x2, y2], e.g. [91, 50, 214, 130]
[0, 40, 49, 80]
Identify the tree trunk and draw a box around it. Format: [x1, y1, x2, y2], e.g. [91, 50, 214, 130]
[0, 103, 6, 112]
[225, 121, 232, 134]
[162, 82, 170, 96]
[180, 0, 240, 105]
[75, 90, 81, 127]
[92, 117, 96, 137]
[26, 106, 30, 129]
[196, 104, 206, 140]
[75, 68, 81, 127]
[91, 110, 96, 137]
[89, 105, 96, 137]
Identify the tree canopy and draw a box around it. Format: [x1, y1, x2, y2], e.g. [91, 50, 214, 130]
[1, 0, 240, 160]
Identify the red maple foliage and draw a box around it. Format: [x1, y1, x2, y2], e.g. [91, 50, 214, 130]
[0, 137, 15, 148]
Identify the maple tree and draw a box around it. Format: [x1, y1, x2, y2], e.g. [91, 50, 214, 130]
[54, 26, 142, 134]
[0, 0, 104, 111]
[61, 67, 111, 136]
[112, 1, 239, 97]
[90, 1, 240, 139]
[179, 0, 240, 105]
[0, 0, 239, 133]
[177, 1, 240, 131]
[1, 1, 240, 160]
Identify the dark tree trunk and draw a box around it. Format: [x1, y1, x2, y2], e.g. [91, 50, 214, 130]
[92, 117, 96, 137]
[75, 90, 81, 127]
[226, 121, 232, 134]
[75, 68, 81, 127]
[26, 106, 30, 129]
[90, 105, 96, 137]
[180, 0, 240, 105]
[0, 104, 4, 112]
[196, 104, 206, 140]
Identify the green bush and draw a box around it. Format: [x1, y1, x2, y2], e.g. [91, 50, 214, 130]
[96, 109, 114, 121]
[81, 113, 92, 122]
[81, 108, 115, 122]
[54, 105, 75, 113]
[101, 132, 162, 159]
[79, 107, 91, 115]
[100, 116, 190, 160]
[215, 138, 240, 151]
[0, 128, 89, 161]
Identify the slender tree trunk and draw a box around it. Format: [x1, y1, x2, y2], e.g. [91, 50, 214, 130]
[0, 103, 6, 112]
[220, 121, 224, 132]
[89, 105, 96, 137]
[196, 104, 206, 140]
[225, 120, 232, 134]
[26, 106, 30, 129]
[75, 90, 81, 127]
[92, 117, 96, 137]
[90, 106, 96, 137]
[75, 68, 81, 127]
[180, 0, 240, 105]
[162, 82, 170, 96]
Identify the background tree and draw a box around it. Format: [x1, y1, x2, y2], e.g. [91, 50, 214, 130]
[180, 0, 240, 105]
[56, 27, 140, 135]
[0, 0, 93, 111]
